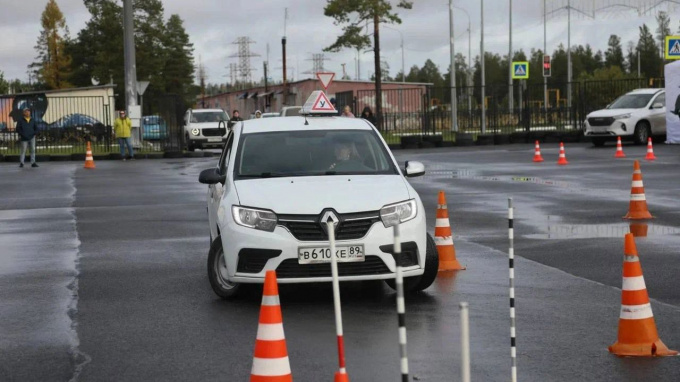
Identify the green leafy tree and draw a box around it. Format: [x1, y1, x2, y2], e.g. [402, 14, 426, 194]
[323, 0, 413, 129]
[30, 0, 72, 89]
[605, 35, 625, 70]
[0, 71, 8, 94]
[404, 65, 419, 82]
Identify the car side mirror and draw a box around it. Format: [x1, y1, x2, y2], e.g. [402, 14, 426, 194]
[404, 161, 425, 178]
[652, 103, 664, 109]
[218, 120, 228, 135]
[199, 168, 226, 185]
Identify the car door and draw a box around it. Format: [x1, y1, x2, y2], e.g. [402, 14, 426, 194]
[649, 92, 666, 134]
[208, 131, 234, 239]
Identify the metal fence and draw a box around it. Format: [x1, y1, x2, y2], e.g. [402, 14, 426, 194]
[350, 78, 664, 145]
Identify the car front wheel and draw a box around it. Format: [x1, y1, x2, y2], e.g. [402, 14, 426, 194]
[385, 233, 439, 293]
[633, 121, 650, 145]
[591, 137, 606, 147]
[207, 236, 242, 299]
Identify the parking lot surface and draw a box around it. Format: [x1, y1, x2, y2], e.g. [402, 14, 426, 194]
[1, 142, 679, 381]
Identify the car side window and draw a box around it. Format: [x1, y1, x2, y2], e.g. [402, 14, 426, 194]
[655, 93, 665, 106]
[218, 132, 234, 175]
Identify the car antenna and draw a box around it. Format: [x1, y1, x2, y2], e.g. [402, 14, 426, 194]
[304, 115, 309, 126]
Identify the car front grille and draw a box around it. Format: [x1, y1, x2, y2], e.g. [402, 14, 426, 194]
[278, 211, 380, 241]
[588, 117, 614, 127]
[202, 128, 224, 137]
[276, 255, 390, 278]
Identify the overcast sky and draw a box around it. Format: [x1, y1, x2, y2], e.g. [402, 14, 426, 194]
[1, 0, 678, 85]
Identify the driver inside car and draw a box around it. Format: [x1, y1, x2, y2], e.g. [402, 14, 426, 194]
[328, 140, 371, 172]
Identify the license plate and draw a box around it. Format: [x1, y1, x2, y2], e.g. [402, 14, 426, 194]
[298, 245, 365, 264]
[207, 138, 222, 142]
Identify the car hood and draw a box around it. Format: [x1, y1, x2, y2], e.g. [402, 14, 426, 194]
[190, 122, 226, 128]
[234, 175, 411, 214]
[587, 108, 638, 118]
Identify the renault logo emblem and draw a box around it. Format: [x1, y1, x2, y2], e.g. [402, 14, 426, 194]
[320, 210, 339, 234]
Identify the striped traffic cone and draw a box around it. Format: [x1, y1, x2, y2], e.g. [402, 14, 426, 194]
[645, 138, 657, 161]
[250, 271, 292, 382]
[614, 137, 626, 158]
[623, 161, 653, 220]
[608, 234, 678, 357]
[435, 191, 465, 271]
[532, 140, 544, 162]
[557, 142, 568, 165]
[84, 141, 96, 169]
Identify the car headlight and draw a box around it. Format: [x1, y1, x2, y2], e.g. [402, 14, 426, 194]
[191, 128, 200, 136]
[380, 199, 417, 228]
[614, 114, 631, 120]
[232, 206, 277, 232]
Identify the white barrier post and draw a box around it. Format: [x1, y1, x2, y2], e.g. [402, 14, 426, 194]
[460, 302, 471, 382]
[394, 224, 409, 382]
[508, 198, 517, 382]
[327, 221, 349, 381]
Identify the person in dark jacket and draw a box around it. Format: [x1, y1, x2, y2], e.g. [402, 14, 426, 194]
[16, 107, 38, 168]
[359, 106, 377, 125]
[228, 110, 243, 128]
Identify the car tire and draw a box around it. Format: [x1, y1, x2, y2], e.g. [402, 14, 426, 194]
[591, 138, 606, 147]
[633, 121, 650, 145]
[207, 236, 242, 299]
[186, 135, 195, 152]
[385, 233, 439, 293]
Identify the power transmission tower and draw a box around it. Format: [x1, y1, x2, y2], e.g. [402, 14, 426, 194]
[227, 63, 238, 88]
[230, 37, 260, 88]
[303, 53, 330, 76]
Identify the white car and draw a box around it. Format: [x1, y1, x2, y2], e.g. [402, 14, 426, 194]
[279, 106, 303, 117]
[183, 108, 230, 151]
[198, 114, 438, 299]
[584, 88, 666, 146]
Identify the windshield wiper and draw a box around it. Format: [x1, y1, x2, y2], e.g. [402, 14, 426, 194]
[239, 172, 293, 178]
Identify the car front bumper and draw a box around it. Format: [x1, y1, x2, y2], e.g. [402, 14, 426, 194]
[584, 119, 633, 137]
[218, 209, 427, 284]
[189, 137, 228, 148]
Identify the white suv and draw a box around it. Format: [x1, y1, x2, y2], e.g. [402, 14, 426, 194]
[584, 88, 666, 146]
[183, 109, 230, 151]
[198, 115, 438, 298]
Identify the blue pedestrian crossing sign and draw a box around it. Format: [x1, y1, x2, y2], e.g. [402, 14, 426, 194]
[512, 61, 529, 79]
[665, 36, 680, 60]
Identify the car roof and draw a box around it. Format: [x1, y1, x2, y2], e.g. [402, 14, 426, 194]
[627, 88, 663, 95]
[192, 109, 225, 113]
[240, 116, 373, 134]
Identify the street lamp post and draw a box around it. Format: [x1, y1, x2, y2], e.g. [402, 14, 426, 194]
[453, 5, 472, 125]
[449, 0, 458, 132]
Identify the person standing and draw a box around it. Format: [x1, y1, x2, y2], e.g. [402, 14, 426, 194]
[114, 110, 134, 160]
[228, 109, 243, 128]
[340, 105, 355, 118]
[16, 107, 38, 168]
[359, 106, 377, 125]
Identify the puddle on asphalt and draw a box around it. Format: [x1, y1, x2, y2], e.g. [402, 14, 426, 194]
[524, 223, 680, 240]
[434, 270, 461, 295]
[425, 170, 577, 189]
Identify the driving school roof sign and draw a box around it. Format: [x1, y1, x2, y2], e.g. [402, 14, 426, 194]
[666, 36, 680, 60]
[512, 61, 529, 79]
[301, 91, 337, 115]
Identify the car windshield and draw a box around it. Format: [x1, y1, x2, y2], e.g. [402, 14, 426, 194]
[607, 94, 654, 109]
[235, 129, 398, 178]
[192, 111, 228, 123]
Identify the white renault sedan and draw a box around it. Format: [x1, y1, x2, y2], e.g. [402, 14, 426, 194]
[198, 113, 437, 299]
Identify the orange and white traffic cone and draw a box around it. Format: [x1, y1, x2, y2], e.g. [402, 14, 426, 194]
[623, 160, 653, 220]
[608, 234, 678, 357]
[532, 140, 544, 162]
[84, 141, 96, 169]
[557, 142, 568, 165]
[250, 271, 293, 382]
[645, 138, 657, 161]
[614, 137, 626, 158]
[435, 191, 464, 271]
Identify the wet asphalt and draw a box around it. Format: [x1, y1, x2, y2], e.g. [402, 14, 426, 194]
[0, 141, 679, 381]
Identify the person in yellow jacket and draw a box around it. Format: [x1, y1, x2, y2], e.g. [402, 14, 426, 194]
[113, 110, 135, 160]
